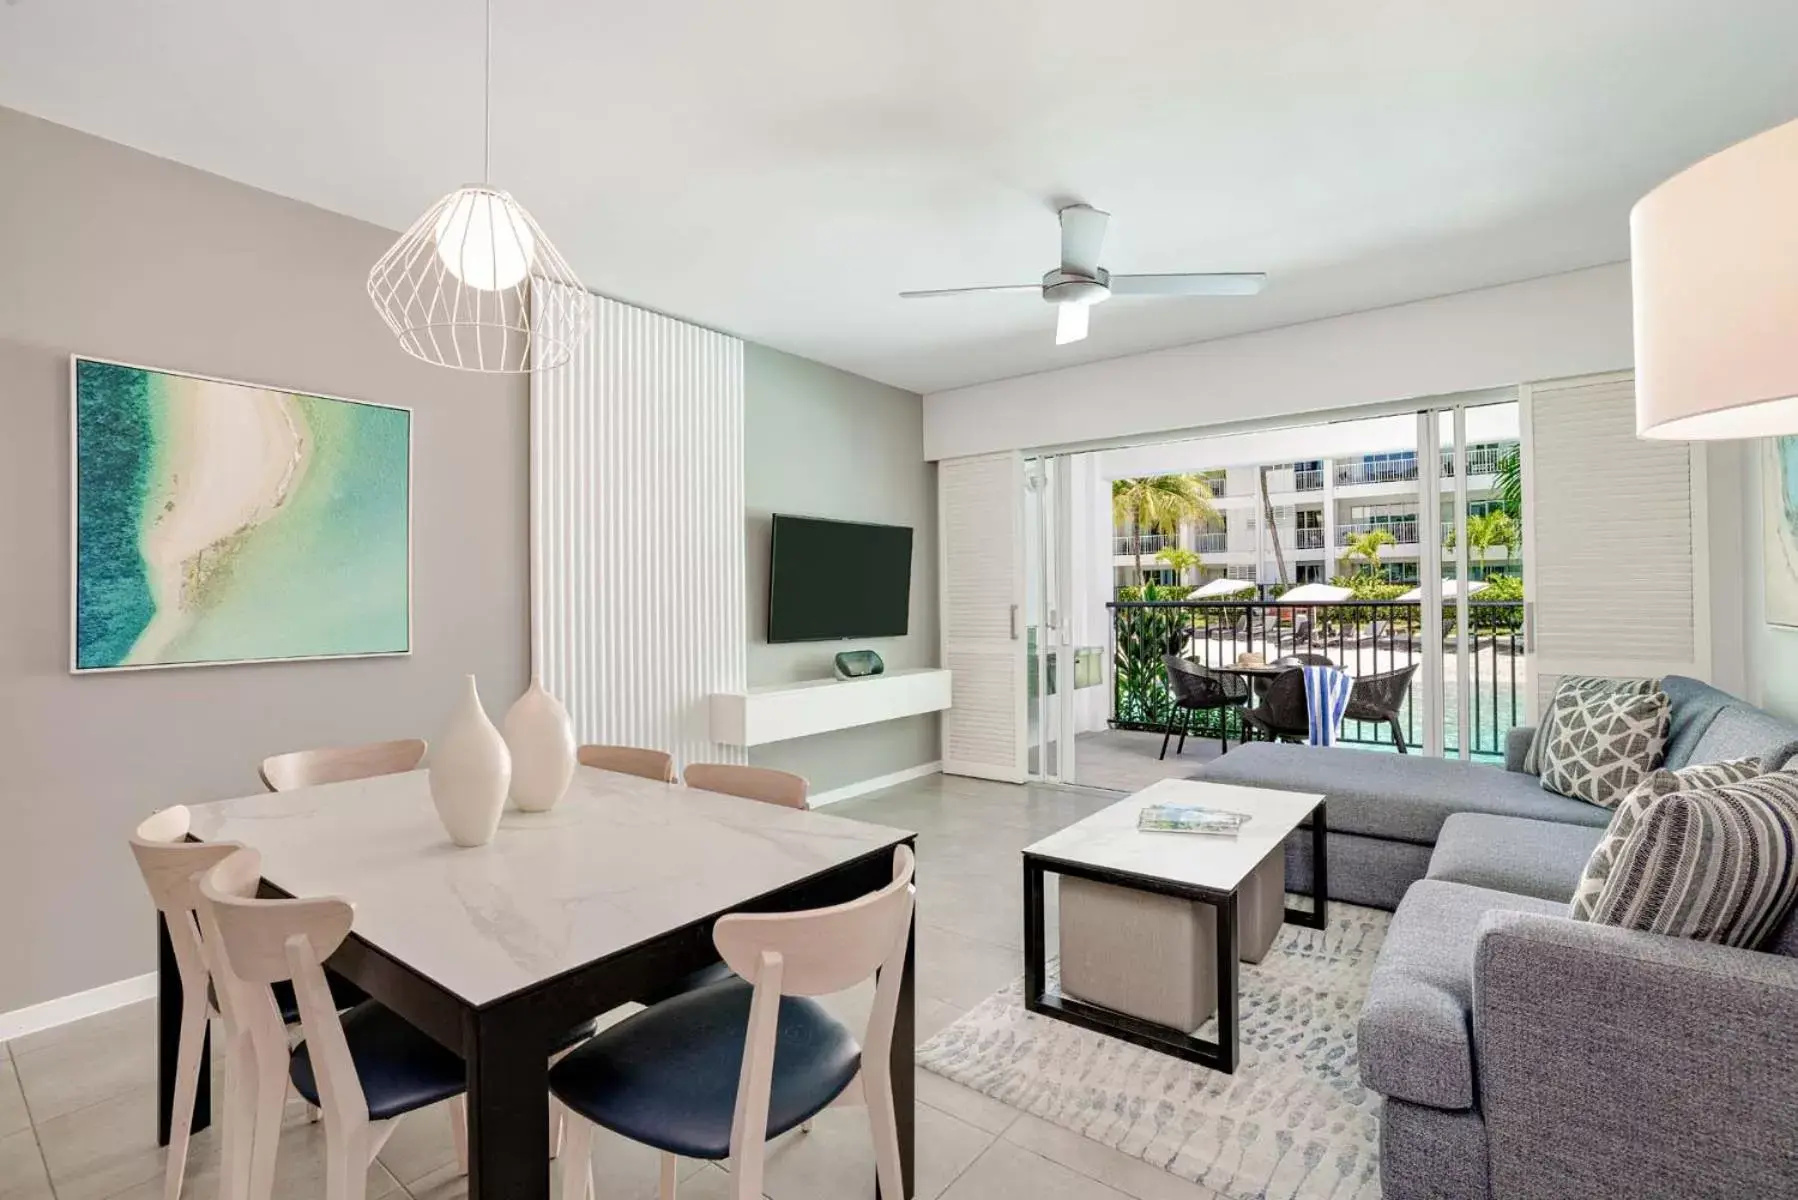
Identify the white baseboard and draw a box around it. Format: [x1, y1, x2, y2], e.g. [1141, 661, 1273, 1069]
[0, 972, 158, 1044]
[808, 761, 942, 808]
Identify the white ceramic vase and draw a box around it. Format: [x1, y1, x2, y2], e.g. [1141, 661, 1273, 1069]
[503, 676, 576, 813]
[428, 674, 512, 847]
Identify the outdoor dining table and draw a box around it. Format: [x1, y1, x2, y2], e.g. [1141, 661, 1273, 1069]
[162, 765, 919, 1200]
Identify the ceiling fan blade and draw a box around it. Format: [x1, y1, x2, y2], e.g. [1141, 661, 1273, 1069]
[898, 284, 1039, 299]
[1059, 204, 1110, 275]
[1108, 272, 1267, 296]
[1055, 303, 1089, 345]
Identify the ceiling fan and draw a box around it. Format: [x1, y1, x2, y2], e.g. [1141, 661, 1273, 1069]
[900, 204, 1266, 345]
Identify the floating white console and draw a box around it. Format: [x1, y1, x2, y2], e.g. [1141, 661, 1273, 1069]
[710, 668, 953, 747]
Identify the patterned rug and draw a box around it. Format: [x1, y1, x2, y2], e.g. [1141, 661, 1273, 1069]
[917, 904, 1391, 1200]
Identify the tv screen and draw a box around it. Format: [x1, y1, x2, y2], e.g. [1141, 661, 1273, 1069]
[768, 515, 913, 643]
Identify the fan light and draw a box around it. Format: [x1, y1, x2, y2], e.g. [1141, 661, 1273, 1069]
[433, 188, 536, 291]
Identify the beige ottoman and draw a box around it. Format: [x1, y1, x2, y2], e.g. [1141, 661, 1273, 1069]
[1059, 848, 1286, 1032]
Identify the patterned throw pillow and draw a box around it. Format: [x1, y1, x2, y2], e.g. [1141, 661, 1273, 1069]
[1523, 675, 1662, 776]
[1569, 758, 1763, 920]
[1538, 687, 1671, 807]
[1585, 771, 1798, 948]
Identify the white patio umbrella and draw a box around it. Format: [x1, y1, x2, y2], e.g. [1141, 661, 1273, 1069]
[1397, 579, 1490, 601]
[1189, 578, 1257, 599]
[1277, 583, 1353, 603]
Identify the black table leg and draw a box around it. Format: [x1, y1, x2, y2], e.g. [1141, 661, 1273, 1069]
[1283, 801, 1330, 930]
[1023, 858, 1046, 1005]
[464, 1011, 550, 1200]
[157, 913, 208, 1147]
[1214, 890, 1240, 1073]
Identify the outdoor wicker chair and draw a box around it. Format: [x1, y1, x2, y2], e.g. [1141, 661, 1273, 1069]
[1344, 663, 1419, 753]
[1159, 655, 1250, 759]
[1241, 666, 1310, 743]
[1276, 653, 1335, 667]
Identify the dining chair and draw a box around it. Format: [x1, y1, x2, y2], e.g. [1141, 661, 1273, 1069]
[1241, 667, 1311, 743]
[259, 739, 428, 792]
[1159, 655, 1249, 760]
[1343, 663, 1420, 753]
[197, 848, 468, 1200]
[577, 744, 676, 783]
[550, 844, 916, 1200]
[682, 763, 809, 810]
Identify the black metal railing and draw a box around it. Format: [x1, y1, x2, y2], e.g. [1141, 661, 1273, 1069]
[1107, 599, 1525, 758]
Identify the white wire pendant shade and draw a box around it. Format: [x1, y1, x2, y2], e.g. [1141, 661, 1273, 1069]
[366, 0, 591, 373]
[367, 183, 591, 372]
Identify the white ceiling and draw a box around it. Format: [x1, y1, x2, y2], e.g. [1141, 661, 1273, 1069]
[4, 1, 1797, 395]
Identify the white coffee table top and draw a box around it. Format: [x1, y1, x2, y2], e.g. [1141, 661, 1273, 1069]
[1023, 778, 1324, 893]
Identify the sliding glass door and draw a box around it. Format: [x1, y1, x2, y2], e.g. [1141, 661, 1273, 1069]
[1025, 456, 1076, 782]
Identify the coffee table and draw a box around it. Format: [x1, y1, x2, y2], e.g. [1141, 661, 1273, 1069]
[1022, 778, 1327, 1073]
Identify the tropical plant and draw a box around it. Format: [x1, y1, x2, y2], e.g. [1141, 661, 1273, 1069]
[1494, 445, 1522, 520]
[1112, 475, 1217, 584]
[1154, 546, 1202, 583]
[1343, 528, 1397, 578]
[1444, 511, 1519, 564]
[1110, 583, 1196, 727]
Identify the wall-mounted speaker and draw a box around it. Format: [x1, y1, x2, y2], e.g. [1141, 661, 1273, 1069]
[834, 650, 886, 680]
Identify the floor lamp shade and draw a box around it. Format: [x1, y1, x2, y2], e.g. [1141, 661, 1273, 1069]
[1632, 117, 1798, 440]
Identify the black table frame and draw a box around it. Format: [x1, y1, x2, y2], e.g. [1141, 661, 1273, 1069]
[1021, 803, 1327, 1073]
[158, 839, 918, 1200]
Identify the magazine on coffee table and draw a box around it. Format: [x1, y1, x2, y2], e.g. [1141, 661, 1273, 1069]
[1136, 802, 1252, 836]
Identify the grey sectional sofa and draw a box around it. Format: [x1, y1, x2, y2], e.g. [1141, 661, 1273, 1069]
[1195, 676, 1798, 1199]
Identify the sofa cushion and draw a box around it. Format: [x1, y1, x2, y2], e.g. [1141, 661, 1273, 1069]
[1661, 674, 1737, 768]
[1568, 758, 1763, 921]
[1687, 703, 1798, 771]
[1427, 814, 1604, 903]
[1197, 743, 1612, 845]
[1358, 880, 1565, 1110]
[1536, 686, 1670, 808]
[1523, 675, 1662, 775]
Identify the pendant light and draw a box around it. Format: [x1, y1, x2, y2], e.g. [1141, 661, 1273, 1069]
[367, 0, 591, 373]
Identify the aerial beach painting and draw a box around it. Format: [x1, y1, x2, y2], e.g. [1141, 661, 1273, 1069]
[1765, 435, 1798, 629]
[72, 358, 411, 671]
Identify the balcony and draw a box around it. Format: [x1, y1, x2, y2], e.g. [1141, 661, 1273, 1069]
[1107, 598, 1526, 758]
[1336, 459, 1418, 487]
[1114, 533, 1175, 556]
[1336, 520, 1421, 546]
[1293, 468, 1324, 491]
[1193, 531, 1228, 554]
[1294, 527, 1325, 550]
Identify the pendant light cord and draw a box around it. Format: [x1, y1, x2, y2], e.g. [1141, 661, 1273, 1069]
[482, 0, 493, 184]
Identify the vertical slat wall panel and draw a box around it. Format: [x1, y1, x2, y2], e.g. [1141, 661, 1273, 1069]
[531, 288, 746, 769]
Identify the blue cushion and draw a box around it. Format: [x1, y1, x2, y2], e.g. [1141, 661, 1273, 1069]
[549, 979, 861, 1160]
[272, 971, 367, 1025]
[1662, 675, 1739, 768]
[289, 1001, 466, 1122]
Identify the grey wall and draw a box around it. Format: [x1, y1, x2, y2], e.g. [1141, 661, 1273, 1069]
[0, 108, 529, 1012]
[743, 345, 940, 795]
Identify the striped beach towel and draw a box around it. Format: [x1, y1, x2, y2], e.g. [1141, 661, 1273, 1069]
[1302, 666, 1354, 747]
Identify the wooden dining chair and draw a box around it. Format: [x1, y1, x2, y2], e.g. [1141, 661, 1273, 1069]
[551, 844, 916, 1200]
[129, 808, 245, 1200]
[259, 739, 428, 792]
[197, 848, 468, 1200]
[577, 744, 676, 783]
[682, 763, 809, 810]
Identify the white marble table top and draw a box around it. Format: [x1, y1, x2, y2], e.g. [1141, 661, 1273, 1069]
[187, 766, 913, 1007]
[1022, 778, 1323, 893]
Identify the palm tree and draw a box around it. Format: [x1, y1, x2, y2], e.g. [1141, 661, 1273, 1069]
[1154, 546, 1202, 585]
[1258, 465, 1290, 588]
[1494, 445, 1522, 521]
[1445, 511, 1519, 571]
[1344, 528, 1397, 579]
[1112, 475, 1217, 585]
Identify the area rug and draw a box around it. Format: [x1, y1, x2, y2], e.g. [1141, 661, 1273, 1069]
[917, 904, 1391, 1200]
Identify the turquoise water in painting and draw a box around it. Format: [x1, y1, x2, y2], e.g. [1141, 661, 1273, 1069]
[73, 362, 410, 670]
[74, 361, 157, 667]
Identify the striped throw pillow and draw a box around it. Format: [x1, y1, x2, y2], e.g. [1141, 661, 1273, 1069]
[1585, 770, 1798, 948]
[1569, 758, 1763, 921]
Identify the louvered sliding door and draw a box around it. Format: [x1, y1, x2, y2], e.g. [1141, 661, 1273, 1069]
[938, 452, 1027, 782]
[1523, 371, 1710, 710]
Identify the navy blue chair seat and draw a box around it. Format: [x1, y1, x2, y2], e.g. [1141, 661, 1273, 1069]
[549, 980, 860, 1160]
[273, 970, 367, 1024]
[291, 1002, 598, 1122]
[636, 961, 735, 1006]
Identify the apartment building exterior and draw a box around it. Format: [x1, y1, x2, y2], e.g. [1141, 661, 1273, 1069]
[1114, 441, 1519, 590]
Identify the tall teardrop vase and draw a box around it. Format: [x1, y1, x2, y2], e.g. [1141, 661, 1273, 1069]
[503, 676, 576, 813]
[429, 675, 512, 847]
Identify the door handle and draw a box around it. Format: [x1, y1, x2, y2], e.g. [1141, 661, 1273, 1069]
[1010, 604, 1020, 641]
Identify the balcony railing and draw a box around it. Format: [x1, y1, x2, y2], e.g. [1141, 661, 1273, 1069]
[1336, 520, 1421, 546]
[1107, 598, 1525, 758]
[1193, 532, 1228, 553]
[1199, 474, 1227, 498]
[1293, 468, 1324, 491]
[1114, 533, 1175, 556]
[1334, 448, 1512, 487]
[1294, 527, 1325, 550]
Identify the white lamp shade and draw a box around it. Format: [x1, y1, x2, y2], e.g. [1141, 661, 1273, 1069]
[1632, 117, 1798, 439]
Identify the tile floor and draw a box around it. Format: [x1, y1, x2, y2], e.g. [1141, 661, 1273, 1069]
[0, 774, 1233, 1200]
[1071, 729, 1226, 793]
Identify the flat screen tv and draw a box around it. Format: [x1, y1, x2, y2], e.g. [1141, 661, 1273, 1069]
[768, 514, 913, 643]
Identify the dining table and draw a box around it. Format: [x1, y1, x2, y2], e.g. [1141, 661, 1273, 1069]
[162, 764, 919, 1200]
